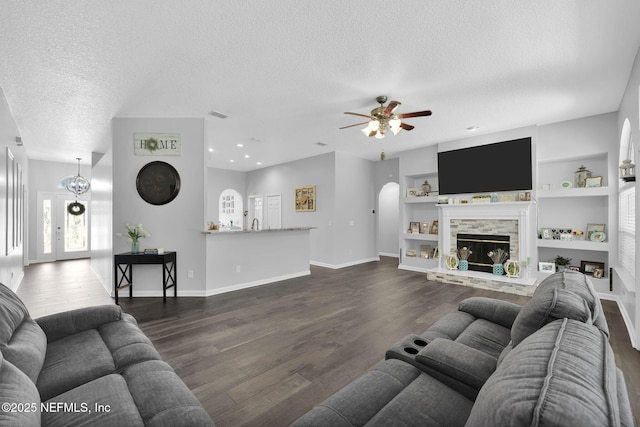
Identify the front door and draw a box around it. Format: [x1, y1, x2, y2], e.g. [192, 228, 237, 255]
[37, 193, 90, 262]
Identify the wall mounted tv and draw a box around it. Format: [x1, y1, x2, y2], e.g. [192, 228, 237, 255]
[437, 137, 532, 195]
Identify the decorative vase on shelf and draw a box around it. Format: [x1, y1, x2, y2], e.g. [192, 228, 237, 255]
[504, 259, 520, 278]
[445, 254, 459, 270]
[459, 259, 469, 271]
[492, 263, 504, 276]
[131, 240, 140, 254]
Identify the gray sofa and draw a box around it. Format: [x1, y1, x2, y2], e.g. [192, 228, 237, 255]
[0, 283, 214, 426]
[293, 271, 633, 426]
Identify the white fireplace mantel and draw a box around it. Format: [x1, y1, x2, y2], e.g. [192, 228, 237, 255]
[438, 201, 536, 266]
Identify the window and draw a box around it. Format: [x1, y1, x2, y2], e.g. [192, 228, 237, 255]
[618, 187, 635, 279]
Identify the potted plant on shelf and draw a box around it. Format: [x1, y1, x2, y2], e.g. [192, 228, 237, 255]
[554, 255, 572, 272]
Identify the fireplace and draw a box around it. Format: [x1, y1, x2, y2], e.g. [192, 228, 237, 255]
[457, 233, 510, 273]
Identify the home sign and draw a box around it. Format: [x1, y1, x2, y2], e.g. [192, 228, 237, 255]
[134, 133, 182, 156]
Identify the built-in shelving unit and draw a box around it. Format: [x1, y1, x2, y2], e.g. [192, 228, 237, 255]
[536, 153, 612, 287]
[399, 173, 439, 272]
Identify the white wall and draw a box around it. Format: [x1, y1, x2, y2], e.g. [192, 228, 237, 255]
[90, 149, 113, 293]
[112, 118, 206, 296]
[378, 182, 400, 256]
[0, 86, 28, 291]
[245, 153, 336, 265]
[333, 152, 377, 266]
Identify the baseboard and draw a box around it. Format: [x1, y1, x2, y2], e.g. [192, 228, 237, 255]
[598, 292, 638, 350]
[205, 270, 311, 297]
[378, 252, 399, 258]
[310, 257, 380, 270]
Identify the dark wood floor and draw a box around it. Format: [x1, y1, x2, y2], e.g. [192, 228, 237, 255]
[18, 258, 640, 426]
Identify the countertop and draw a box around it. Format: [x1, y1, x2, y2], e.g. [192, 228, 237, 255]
[203, 227, 314, 234]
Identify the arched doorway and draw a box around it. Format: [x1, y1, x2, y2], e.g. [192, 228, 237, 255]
[378, 182, 399, 257]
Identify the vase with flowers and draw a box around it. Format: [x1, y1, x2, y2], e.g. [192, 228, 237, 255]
[116, 223, 150, 254]
[488, 248, 509, 276]
[457, 247, 472, 271]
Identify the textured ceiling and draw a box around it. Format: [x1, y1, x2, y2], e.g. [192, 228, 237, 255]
[1, 1, 640, 170]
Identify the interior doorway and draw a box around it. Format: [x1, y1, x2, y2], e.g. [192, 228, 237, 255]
[36, 193, 91, 262]
[378, 182, 400, 257]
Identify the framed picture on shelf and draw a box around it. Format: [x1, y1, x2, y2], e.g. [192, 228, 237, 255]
[585, 176, 603, 188]
[538, 262, 556, 273]
[540, 228, 553, 240]
[405, 249, 416, 257]
[406, 188, 420, 197]
[580, 260, 605, 276]
[568, 266, 581, 272]
[409, 222, 420, 234]
[420, 245, 433, 259]
[420, 222, 430, 234]
[429, 220, 439, 234]
[586, 224, 606, 240]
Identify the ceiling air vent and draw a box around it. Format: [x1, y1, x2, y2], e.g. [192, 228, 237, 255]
[315, 142, 328, 147]
[209, 110, 229, 119]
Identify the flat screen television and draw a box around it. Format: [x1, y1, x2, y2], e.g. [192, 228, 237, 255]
[437, 137, 532, 195]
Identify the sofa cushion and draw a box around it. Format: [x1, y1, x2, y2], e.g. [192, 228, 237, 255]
[41, 374, 144, 427]
[99, 318, 162, 370]
[0, 283, 46, 383]
[37, 329, 116, 401]
[467, 319, 626, 427]
[454, 319, 511, 359]
[511, 270, 607, 347]
[292, 359, 473, 427]
[123, 360, 215, 427]
[458, 297, 521, 329]
[0, 352, 41, 427]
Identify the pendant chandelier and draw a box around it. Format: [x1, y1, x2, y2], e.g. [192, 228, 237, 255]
[62, 158, 91, 195]
[61, 158, 90, 216]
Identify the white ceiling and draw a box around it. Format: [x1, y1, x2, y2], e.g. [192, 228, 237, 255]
[1, 1, 640, 171]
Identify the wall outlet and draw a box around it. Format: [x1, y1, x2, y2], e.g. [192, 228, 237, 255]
[236, 265, 241, 273]
[187, 270, 194, 279]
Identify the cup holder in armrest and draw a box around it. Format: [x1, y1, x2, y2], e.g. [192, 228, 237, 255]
[386, 334, 432, 366]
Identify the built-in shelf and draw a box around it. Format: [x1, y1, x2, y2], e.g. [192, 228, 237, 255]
[404, 195, 439, 203]
[403, 233, 439, 241]
[536, 239, 611, 251]
[537, 186, 610, 198]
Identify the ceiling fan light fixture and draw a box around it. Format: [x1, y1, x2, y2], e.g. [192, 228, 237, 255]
[389, 117, 401, 135]
[374, 130, 385, 139]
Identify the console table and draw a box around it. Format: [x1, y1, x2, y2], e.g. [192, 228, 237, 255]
[113, 251, 177, 304]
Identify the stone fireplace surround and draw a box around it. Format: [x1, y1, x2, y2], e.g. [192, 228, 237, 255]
[428, 202, 537, 294]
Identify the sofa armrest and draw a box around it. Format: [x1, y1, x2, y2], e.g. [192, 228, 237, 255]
[458, 297, 521, 329]
[35, 305, 125, 343]
[416, 338, 497, 391]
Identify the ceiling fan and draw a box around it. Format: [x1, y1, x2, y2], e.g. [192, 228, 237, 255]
[340, 95, 432, 139]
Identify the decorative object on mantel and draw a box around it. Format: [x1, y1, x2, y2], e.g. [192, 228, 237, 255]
[488, 249, 508, 276]
[457, 247, 472, 271]
[554, 255, 572, 273]
[295, 185, 316, 211]
[134, 133, 182, 156]
[445, 253, 459, 270]
[472, 195, 491, 204]
[573, 165, 592, 188]
[619, 159, 635, 182]
[116, 223, 150, 254]
[504, 259, 521, 278]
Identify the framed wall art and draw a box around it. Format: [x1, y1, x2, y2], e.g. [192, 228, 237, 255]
[295, 185, 316, 212]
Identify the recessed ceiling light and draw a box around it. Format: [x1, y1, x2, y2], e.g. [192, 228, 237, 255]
[256, 162, 262, 165]
[466, 126, 479, 131]
[237, 143, 244, 148]
[208, 148, 214, 152]
[244, 154, 250, 158]
[230, 159, 234, 163]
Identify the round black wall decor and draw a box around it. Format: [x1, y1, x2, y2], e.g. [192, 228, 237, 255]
[136, 161, 181, 205]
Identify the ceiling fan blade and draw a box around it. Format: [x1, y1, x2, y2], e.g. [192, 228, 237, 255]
[400, 122, 415, 131]
[339, 121, 370, 130]
[397, 110, 432, 119]
[383, 100, 401, 116]
[344, 112, 374, 120]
